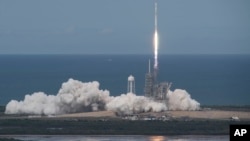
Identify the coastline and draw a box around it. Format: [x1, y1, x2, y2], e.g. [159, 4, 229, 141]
[1, 106, 250, 136]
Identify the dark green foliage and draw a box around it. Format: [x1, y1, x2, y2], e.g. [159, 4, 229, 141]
[0, 106, 5, 114]
[0, 138, 23, 141]
[1, 118, 249, 135]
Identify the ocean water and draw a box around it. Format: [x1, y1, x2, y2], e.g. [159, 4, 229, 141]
[0, 54, 249, 105]
[8, 135, 229, 141]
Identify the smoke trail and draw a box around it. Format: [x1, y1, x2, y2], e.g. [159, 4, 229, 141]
[5, 78, 200, 115]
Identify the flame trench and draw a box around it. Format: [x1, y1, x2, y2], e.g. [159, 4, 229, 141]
[154, 1, 158, 70]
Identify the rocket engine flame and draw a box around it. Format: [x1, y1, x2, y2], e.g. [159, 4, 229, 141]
[154, 1, 158, 70]
[154, 30, 158, 69]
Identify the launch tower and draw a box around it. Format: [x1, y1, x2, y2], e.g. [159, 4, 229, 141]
[144, 60, 171, 101]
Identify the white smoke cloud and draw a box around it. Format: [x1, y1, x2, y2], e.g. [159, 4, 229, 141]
[5, 92, 60, 115]
[5, 78, 200, 115]
[106, 93, 167, 115]
[5, 79, 111, 115]
[56, 79, 110, 113]
[167, 89, 200, 111]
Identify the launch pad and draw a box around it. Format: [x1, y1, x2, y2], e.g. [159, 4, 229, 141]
[144, 60, 171, 101]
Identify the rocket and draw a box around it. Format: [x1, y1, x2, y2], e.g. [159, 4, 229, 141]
[153, 0, 159, 71]
[155, 0, 158, 33]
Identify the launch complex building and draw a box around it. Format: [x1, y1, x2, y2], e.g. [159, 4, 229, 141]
[144, 60, 171, 101]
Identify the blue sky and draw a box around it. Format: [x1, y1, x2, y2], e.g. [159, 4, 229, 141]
[0, 0, 249, 54]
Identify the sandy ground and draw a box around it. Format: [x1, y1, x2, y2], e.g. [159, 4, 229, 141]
[167, 110, 250, 119]
[57, 110, 116, 118]
[56, 110, 250, 120]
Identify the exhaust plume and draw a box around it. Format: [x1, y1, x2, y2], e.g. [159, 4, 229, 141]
[5, 79, 111, 115]
[5, 78, 200, 115]
[167, 89, 200, 111]
[106, 93, 166, 115]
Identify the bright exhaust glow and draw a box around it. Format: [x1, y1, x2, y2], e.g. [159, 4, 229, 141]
[154, 1, 158, 69]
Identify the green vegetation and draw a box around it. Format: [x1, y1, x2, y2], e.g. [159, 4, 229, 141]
[0, 118, 249, 135]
